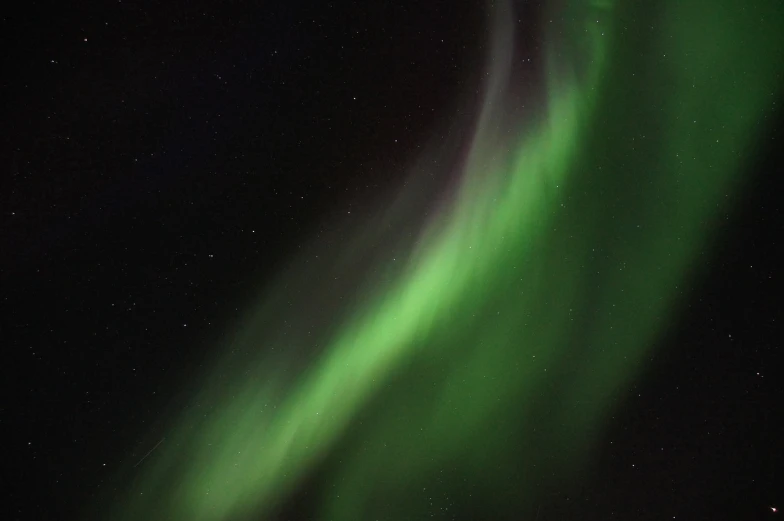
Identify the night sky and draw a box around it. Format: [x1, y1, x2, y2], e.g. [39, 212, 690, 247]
[3, 1, 783, 520]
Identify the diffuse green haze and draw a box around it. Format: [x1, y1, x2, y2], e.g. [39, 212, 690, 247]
[104, 0, 783, 519]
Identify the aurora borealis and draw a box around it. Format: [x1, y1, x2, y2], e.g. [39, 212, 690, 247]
[94, 1, 783, 519]
[104, 1, 783, 519]
[5, 0, 782, 520]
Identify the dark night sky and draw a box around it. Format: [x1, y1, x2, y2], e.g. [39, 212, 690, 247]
[2, 1, 782, 520]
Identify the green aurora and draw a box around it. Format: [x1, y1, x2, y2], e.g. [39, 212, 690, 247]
[103, 0, 783, 519]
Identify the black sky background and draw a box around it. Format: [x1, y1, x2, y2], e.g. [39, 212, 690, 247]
[3, 1, 782, 520]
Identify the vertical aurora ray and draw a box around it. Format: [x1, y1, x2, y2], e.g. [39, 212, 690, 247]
[103, 0, 783, 519]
